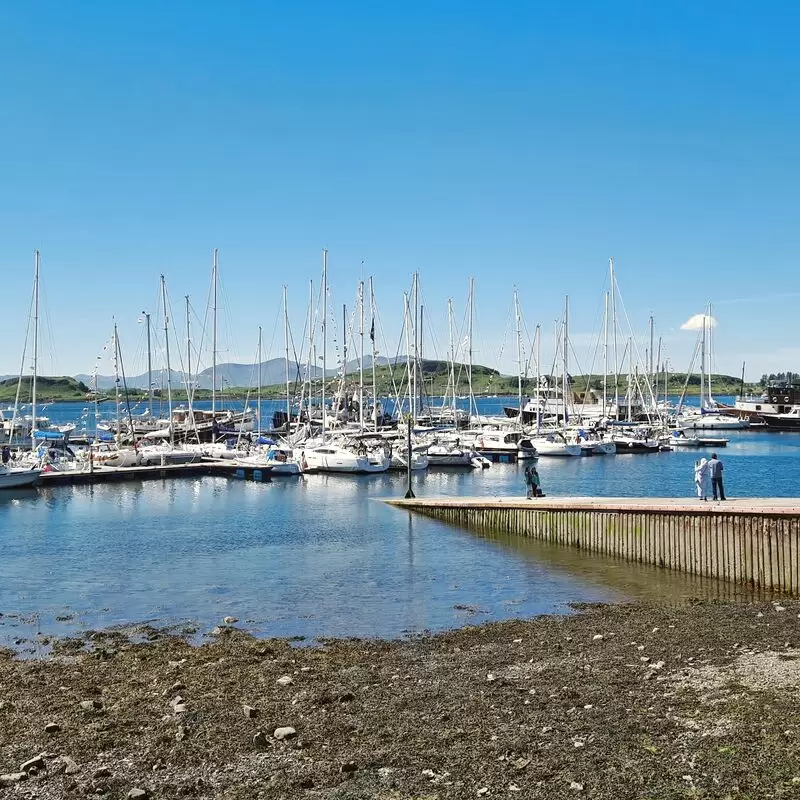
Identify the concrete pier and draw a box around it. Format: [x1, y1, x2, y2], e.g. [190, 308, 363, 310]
[387, 496, 800, 594]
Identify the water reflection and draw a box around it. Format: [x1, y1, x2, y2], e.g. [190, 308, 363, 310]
[467, 526, 775, 605]
[1, 426, 797, 650]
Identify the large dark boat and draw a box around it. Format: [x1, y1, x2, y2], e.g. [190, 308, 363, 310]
[718, 382, 800, 421]
[761, 407, 800, 431]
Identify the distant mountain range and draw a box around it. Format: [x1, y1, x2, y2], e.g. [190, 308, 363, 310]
[71, 356, 393, 391]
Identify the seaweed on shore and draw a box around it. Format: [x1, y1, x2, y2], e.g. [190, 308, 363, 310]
[1, 600, 800, 798]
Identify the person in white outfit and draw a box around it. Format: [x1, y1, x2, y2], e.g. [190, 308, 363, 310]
[694, 457, 711, 500]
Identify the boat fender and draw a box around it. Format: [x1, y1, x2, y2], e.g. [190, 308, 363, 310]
[785, 396, 790, 402]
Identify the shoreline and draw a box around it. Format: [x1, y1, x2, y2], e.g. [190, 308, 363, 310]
[3, 600, 800, 798]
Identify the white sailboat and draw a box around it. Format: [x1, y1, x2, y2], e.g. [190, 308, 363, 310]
[2, 251, 43, 489]
[677, 308, 749, 431]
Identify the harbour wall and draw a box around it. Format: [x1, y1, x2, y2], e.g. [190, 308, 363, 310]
[386, 497, 800, 594]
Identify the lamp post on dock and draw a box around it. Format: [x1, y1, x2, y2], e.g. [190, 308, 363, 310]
[404, 414, 415, 499]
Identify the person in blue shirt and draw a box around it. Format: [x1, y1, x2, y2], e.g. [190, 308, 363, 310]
[709, 453, 726, 501]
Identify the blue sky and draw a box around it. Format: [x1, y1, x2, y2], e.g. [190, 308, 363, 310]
[2, 1, 798, 382]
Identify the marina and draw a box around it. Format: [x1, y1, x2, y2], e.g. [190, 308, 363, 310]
[2, 420, 799, 651]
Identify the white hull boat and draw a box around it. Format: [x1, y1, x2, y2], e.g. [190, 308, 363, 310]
[92, 445, 141, 468]
[427, 444, 482, 468]
[389, 450, 430, 471]
[237, 445, 303, 475]
[138, 445, 203, 466]
[0, 465, 42, 488]
[533, 435, 581, 457]
[302, 444, 390, 474]
[577, 440, 617, 455]
[678, 414, 749, 431]
[670, 431, 729, 447]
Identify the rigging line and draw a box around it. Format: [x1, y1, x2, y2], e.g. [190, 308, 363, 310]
[8, 278, 36, 440]
[38, 283, 58, 377]
[375, 291, 405, 412]
[611, 273, 660, 413]
[414, 282, 441, 362]
[194, 260, 215, 383]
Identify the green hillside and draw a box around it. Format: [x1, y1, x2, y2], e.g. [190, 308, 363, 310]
[0, 365, 758, 405]
[0, 376, 91, 403]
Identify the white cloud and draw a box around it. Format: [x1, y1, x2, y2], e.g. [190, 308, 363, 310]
[680, 313, 717, 331]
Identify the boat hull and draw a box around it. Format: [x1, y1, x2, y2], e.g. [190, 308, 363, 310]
[0, 467, 41, 488]
[761, 415, 800, 432]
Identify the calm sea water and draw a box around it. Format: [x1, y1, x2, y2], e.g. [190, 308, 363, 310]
[1, 395, 796, 649]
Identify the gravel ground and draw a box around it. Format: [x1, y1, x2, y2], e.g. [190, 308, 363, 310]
[2, 600, 800, 799]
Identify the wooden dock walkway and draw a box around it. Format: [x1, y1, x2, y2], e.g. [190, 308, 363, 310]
[387, 496, 800, 594]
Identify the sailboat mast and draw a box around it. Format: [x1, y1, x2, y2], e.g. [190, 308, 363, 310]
[307, 278, 314, 428]
[403, 292, 412, 423]
[656, 336, 663, 406]
[648, 315, 654, 382]
[419, 303, 424, 413]
[31, 250, 39, 450]
[211, 248, 218, 416]
[535, 323, 541, 433]
[369, 276, 377, 432]
[603, 290, 609, 418]
[610, 258, 619, 419]
[447, 298, 456, 421]
[160, 275, 173, 445]
[700, 314, 706, 410]
[358, 280, 364, 429]
[467, 277, 474, 417]
[144, 311, 153, 417]
[563, 296, 569, 426]
[411, 273, 418, 423]
[341, 303, 347, 419]
[185, 296, 192, 404]
[113, 322, 120, 442]
[627, 336, 633, 423]
[258, 325, 263, 438]
[283, 285, 290, 432]
[514, 289, 522, 422]
[321, 249, 327, 436]
[707, 302, 714, 406]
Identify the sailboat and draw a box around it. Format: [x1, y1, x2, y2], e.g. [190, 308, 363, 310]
[677, 308, 749, 431]
[236, 301, 303, 475]
[2, 251, 43, 489]
[531, 299, 580, 457]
